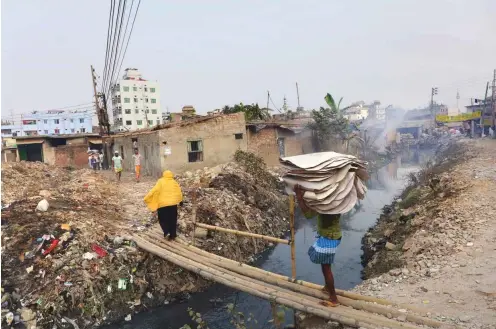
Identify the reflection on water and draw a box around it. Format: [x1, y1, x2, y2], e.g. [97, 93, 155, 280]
[103, 149, 431, 329]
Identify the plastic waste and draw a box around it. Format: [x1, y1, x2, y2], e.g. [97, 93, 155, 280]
[118, 278, 127, 290]
[5, 312, 14, 325]
[36, 199, 49, 212]
[60, 223, 71, 231]
[43, 239, 59, 256]
[91, 244, 108, 258]
[124, 314, 132, 321]
[26, 266, 34, 274]
[82, 252, 97, 260]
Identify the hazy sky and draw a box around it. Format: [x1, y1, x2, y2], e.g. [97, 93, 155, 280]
[2, 0, 495, 119]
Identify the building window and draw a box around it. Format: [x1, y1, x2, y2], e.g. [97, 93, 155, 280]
[150, 87, 156, 93]
[54, 129, 60, 134]
[145, 98, 149, 103]
[125, 109, 132, 114]
[123, 86, 129, 92]
[144, 87, 148, 92]
[126, 120, 132, 126]
[71, 129, 75, 133]
[156, 120, 160, 125]
[54, 119, 60, 124]
[44, 130, 48, 134]
[187, 140, 203, 163]
[70, 119, 74, 123]
[79, 118, 84, 123]
[151, 98, 157, 104]
[134, 98, 138, 103]
[123, 98, 130, 103]
[137, 120, 143, 126]
[148, 120, 153, 126]
[151, 109, 157, 114]
[235, 133, 243, 140]
[43, 120, 48, 124]
[145, 109, 149, 113]
[133, 87, 137, 91]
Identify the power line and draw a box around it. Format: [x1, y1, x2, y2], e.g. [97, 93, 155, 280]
[105, 0, 127, 97]
[102, 0, 116, 92]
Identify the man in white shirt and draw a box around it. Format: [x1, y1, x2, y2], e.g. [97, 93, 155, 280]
[112, 151, 123, 182]
[132, 149, 142, 182]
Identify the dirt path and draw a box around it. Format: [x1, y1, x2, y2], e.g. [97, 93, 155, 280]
[354, 139, 496, 329]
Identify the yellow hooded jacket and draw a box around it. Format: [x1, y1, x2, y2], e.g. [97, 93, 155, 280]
[144, 170, 183, 211]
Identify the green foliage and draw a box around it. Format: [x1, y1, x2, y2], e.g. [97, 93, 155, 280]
[180, 308, 209, 329]
[234, 150, 278, 188]
[221, 103, 272, 121]
[324, 93, 343, 111]
[226, 303, 258, 329]
[307, 106, 350, 151]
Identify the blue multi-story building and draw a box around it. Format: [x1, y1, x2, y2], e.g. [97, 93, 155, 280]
[1, 109, 94, 138]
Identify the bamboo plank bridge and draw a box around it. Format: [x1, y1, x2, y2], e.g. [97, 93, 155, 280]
[130, 226, 455, 329]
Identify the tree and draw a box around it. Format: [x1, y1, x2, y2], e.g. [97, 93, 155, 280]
[307, 106, 349, 151]
[219, 103, 271, 121]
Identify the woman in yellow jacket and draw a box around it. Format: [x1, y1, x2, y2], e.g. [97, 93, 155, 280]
[144, 170, 183, 240]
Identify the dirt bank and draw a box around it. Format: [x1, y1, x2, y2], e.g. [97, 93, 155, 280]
[1, 151, 289, 328]
[356, 139, 496, 329]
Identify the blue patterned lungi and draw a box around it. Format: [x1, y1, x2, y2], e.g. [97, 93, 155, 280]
[308, 236, 341, 265]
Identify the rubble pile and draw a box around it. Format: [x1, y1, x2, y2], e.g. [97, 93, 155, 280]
[1, 163, 207, 329]
[176, 160, 289, 259]
[360, 141, 481, 278]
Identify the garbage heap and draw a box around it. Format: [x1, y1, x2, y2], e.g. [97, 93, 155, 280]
[176, 152, 290, 260]
[0, 162, 207, 328]
[279, 152, 368, 214]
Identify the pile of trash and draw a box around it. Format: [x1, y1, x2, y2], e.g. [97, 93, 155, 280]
[1, 162, 207, 328]
[175, 159, 290, 259]
[279, 152, 368, 214]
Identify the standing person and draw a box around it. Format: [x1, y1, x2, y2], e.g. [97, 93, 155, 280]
[99, 152, 104, 170]
[144, 170, 183, 240]
[132, 149, 142, 182]
[91, 155, 98, 171]
[112, 151, 123, 182]
[294, 185, 341, 307]
[95, 153, 101, 170]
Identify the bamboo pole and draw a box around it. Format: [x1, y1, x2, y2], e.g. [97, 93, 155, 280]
[195, 223, 290, 245]
[191, 187, 197, 246]
[289, 195, 296, 280]
[134, 235, 424, 329]
[145, 232, 446, 329]
[172, 238, 429, 314]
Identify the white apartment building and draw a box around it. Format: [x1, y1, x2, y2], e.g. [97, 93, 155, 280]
[111, 68, 161, 132]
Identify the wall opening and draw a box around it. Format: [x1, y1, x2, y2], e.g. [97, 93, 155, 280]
[234, 133, 243, 140]
[187, 140, 203, 163]
[18, 144, 43, 162]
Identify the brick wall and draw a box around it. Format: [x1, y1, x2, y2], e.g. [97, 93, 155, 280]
[247, 127, 313, 166]
[54, 144, 89, 168]
[111, 113, 247, 177]
[159, 112, 247, 174]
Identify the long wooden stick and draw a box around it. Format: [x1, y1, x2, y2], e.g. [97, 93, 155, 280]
[145, 232, 445, 329]
[191, 187, 197, 246]
[172, 237, 431, 315]
[134, 235, 424, 329]
[195, 223, 290, 245]
[289, 195, 296, 280]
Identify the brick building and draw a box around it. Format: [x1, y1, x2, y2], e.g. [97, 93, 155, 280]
[13, 134, 102, 168]
[246, 123, 313, 166]
[106, 112, 247, 177]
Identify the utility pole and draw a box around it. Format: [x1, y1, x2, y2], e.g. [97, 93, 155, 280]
[456, 89, 460, 110]
[296, 82, 301, 109]
[430, 87, 438, 129]
[91, 65, 103, 135]
[266, 90, 270, 110]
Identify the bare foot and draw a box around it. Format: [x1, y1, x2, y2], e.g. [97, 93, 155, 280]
[319, 300, 339, 307]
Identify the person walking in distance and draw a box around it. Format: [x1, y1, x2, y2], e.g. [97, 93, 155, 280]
[144, 170, 183, 240]
[132, 148, 142, 182]
[99, 152, 104, 170]
[112, 151, 123, 182]
[294, 185, 341, 307]
[91, 155, 98, 171]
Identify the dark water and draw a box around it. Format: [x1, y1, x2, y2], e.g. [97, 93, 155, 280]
[104, 150, 427, 329]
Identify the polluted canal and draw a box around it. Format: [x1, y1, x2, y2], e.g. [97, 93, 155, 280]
[104, 150, 429, 329]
